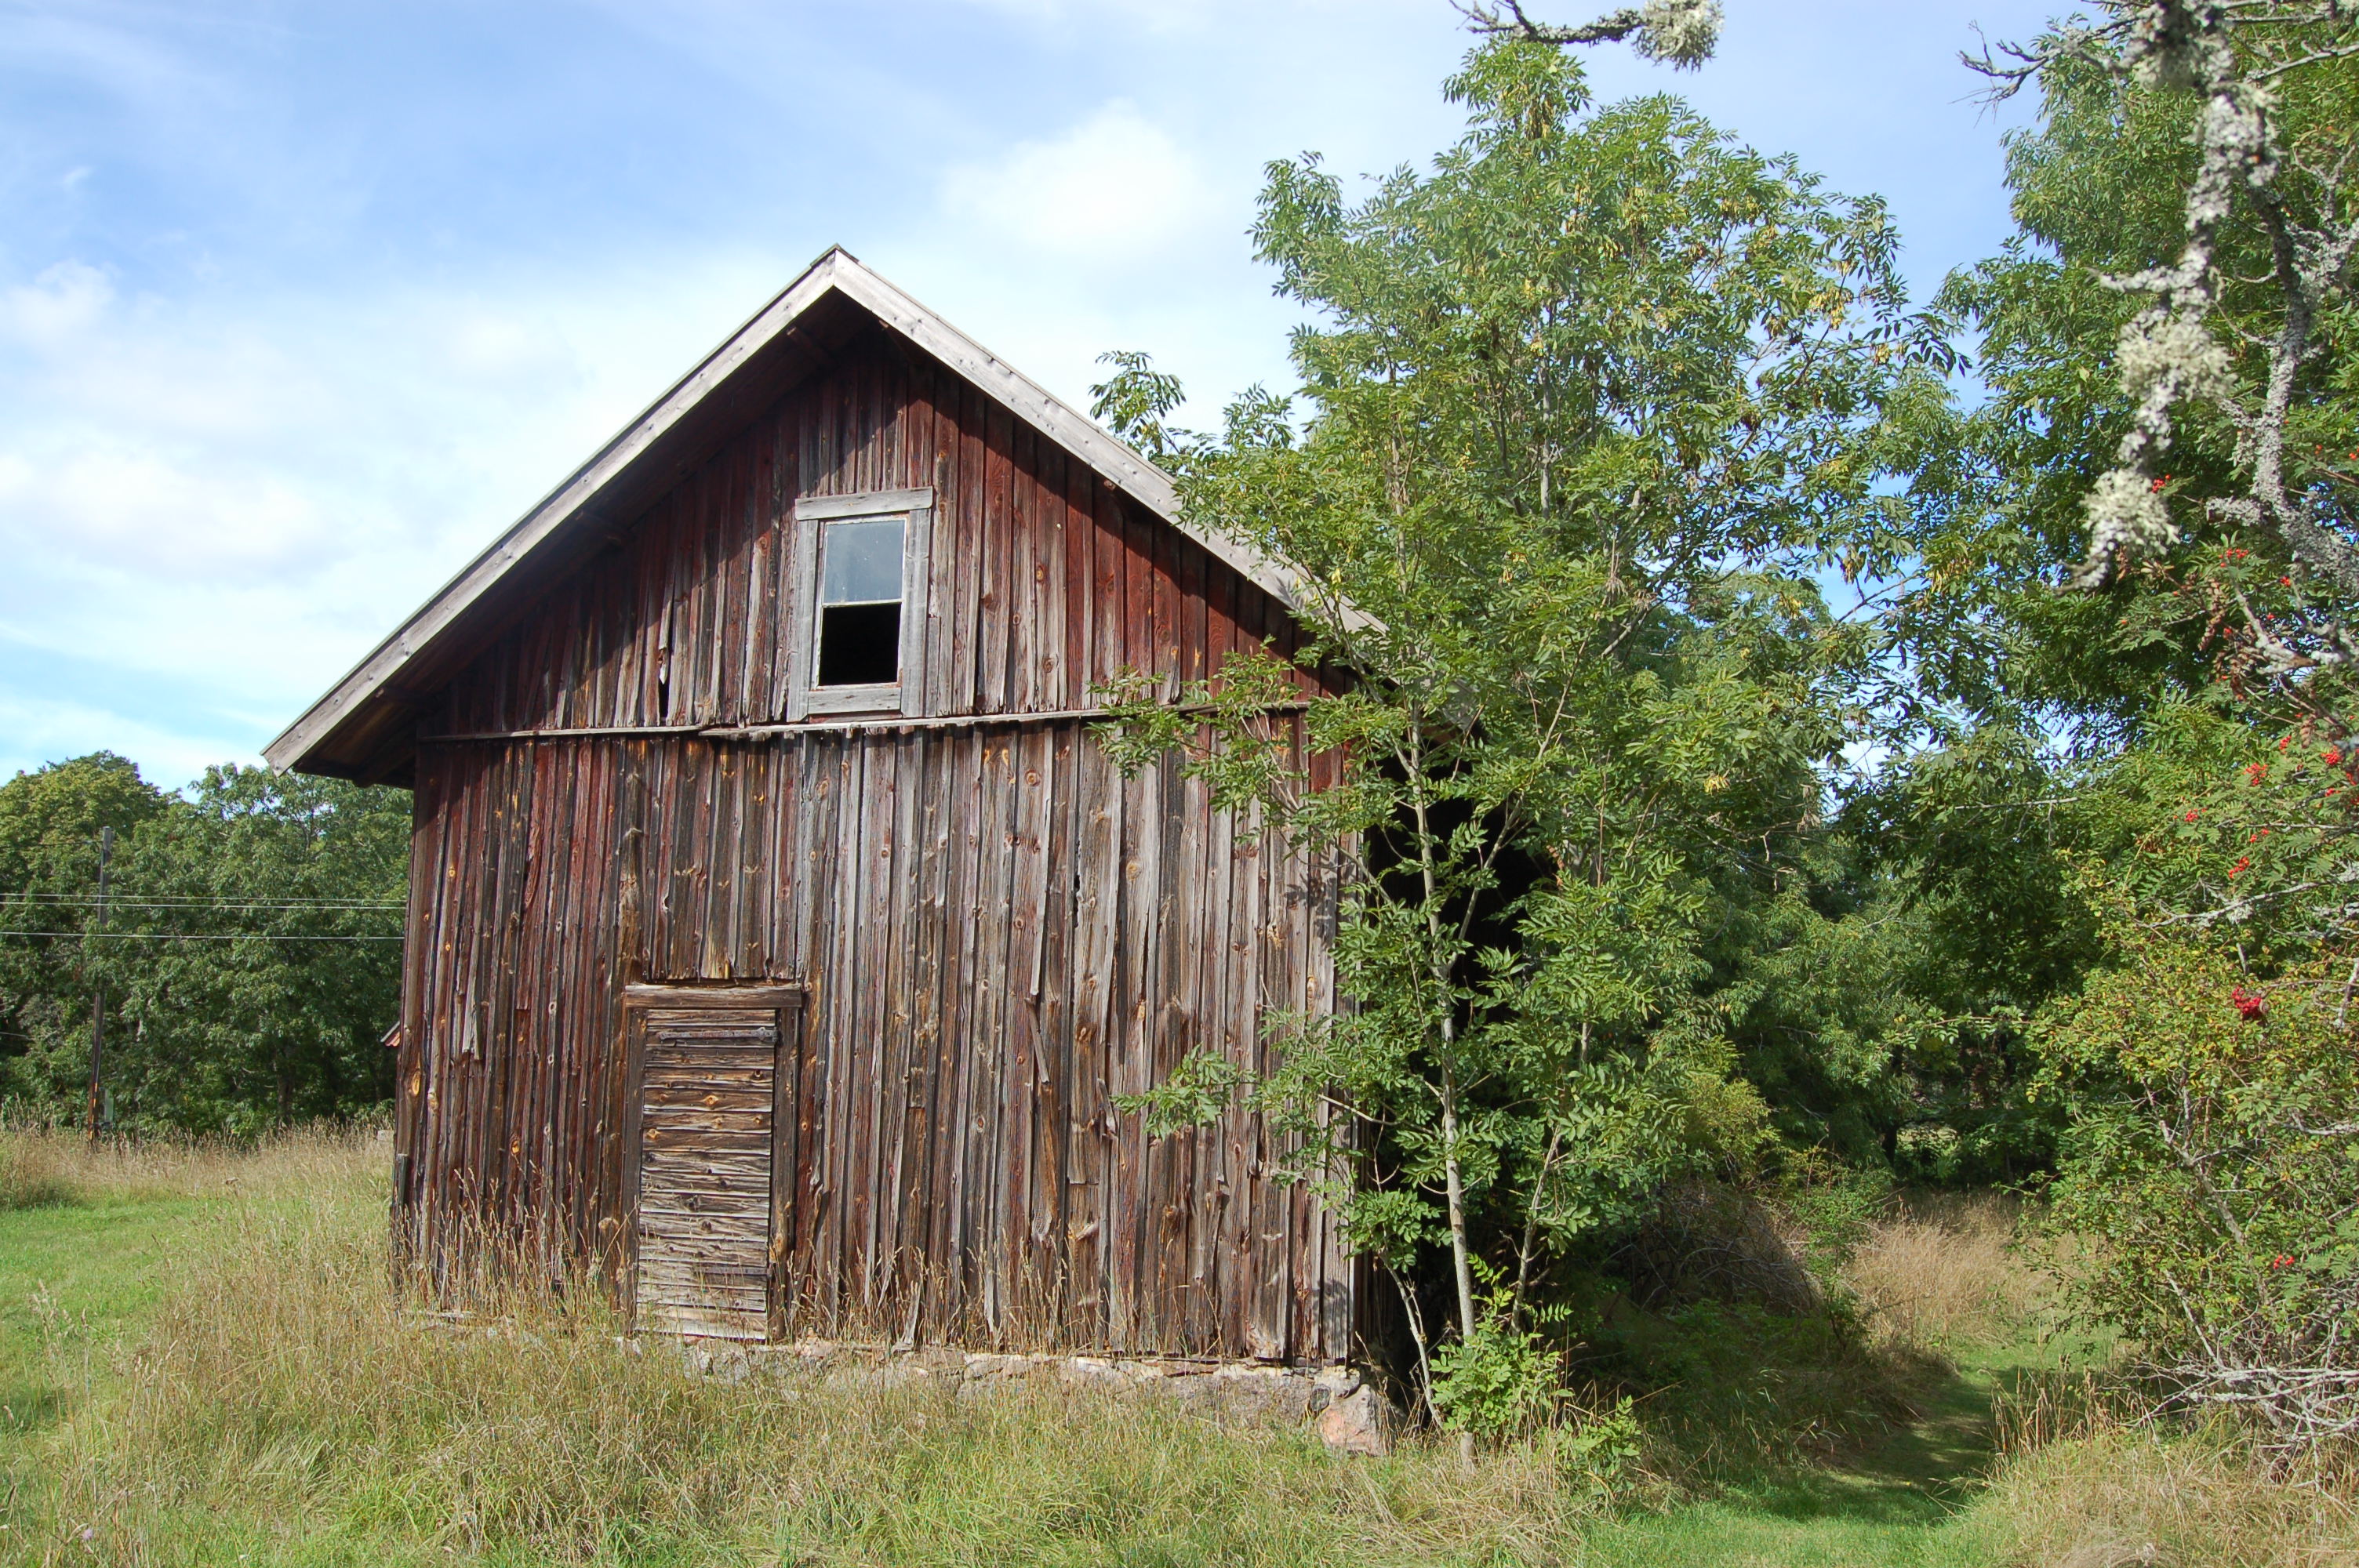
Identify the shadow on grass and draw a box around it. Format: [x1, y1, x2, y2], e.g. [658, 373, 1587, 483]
[1713, 1350, 2057, 1530]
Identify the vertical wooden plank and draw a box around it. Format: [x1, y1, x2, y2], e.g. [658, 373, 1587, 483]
[932, 731, 990, 1333]
[1149, 503, 1181, 702]
[1105, 741, 1158, 1348]
[1060, 457, 1092, 712]
[980, 401, 1014, 714]
[783, 995, 811, 1339]
[915, 362, 958, 720]
[871, 732, 919, 1314]
[1176, 539, 1209, 694]
[1006, 427, 1040, 713]
[1002, 724, 1052, 1313]
[781, 399, 809, 720]
[1120, 498, 1156, 685]
[827, 738, 874, 1315]
[620, 1003, 647, 1321]
[950, 380, 987, 713]
[1035, 448, 1070, 710]
[1258, 711, 1300, 1356]
[795, 738, 843, 1321]
[912, 729, 964, 1339]
[895, 727, 951, 1341]
[1202, 749, 1250, 1356]
[1030, 725, 1075, 1317]
[705, 747, 741, 981]
[1152, 752, 1202, 1349]
[969, 730, 1019, 1328]
[1064, 728, 1117, 1344]
[514, 742, 556, 1254]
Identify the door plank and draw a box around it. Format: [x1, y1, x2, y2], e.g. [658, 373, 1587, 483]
[632, 995, 790, 1341]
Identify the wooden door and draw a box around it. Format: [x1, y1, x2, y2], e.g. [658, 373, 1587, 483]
[624, 985, 804, 1339]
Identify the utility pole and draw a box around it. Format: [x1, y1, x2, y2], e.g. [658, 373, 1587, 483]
[85, 825, 111, 1145]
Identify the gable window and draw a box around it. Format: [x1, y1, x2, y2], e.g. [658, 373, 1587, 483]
[791, 488, 932, 717]
[817, 517, 904, 686]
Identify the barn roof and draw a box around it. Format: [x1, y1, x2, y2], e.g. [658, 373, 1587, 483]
[265, 246, 1314, 781]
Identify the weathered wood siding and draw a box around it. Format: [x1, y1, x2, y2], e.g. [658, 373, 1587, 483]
[435, 323, 1314, 735]
[391, 330, 1353, 1361]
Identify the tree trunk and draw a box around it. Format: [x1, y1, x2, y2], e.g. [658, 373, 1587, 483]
[1406, 726, 1480, 1348]
[1438, 1057, 1478, 1343]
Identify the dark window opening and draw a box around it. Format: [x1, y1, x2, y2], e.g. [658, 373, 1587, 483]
[814, 515, 905, 689]
[817, 601, 902, 686]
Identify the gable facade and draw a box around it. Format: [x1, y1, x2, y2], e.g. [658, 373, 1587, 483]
[288, 257, 1354, 1360]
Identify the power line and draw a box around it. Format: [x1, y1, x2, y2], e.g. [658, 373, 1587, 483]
[0, 903, 402, 915]
[0, 930, 405, 942]
[2, 895, 402, 910]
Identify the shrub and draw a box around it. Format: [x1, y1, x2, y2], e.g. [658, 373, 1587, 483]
[2037, 935, 2359, 1452]
[1428, 1287, 1562, 1442]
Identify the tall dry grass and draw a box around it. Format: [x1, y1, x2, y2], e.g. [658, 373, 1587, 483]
[1965, 1419, 2359, 1566]
[19, 1170, 1605, 1566]
[1851, 1196, 2359, 1567]
[1838, 1189, 2052, 1352]
[21, 1136, 2359, 1566]
[0, 1121, 384, 1210]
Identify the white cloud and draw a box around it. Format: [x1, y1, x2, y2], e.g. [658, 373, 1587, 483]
[0, 244, 801, 776]
[0, 446, 328, 575]
[940, 100, 1222, 262]
[0, 261, 115, 350]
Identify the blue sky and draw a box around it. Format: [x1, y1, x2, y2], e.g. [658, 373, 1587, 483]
[0, 0, 2059, 789]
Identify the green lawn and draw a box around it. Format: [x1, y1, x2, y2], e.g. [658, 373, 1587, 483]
[1, 1196, 216, 1438]
[1573, 1343, 2046, 1567]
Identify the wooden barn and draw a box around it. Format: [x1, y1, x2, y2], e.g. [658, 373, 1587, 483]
[266, 249, 1357, 1363]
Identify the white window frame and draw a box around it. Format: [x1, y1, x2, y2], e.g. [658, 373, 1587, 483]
[789, 488, 933, 719]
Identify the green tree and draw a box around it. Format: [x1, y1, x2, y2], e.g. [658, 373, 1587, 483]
[1099, 38, 1946, 1418]
[0, 758, 406, 1132]
[1918, 2, 2359, 1446]
[0, 754, 170, 1118]
[96, 767, 409, 1132]
[1926, 5, 2359, 735]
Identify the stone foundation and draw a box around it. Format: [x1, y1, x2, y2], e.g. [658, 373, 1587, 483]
[676, 1339, 1398, 1455]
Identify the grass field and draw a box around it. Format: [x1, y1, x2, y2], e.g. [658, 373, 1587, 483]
[1, 1129, 2351, 1566]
